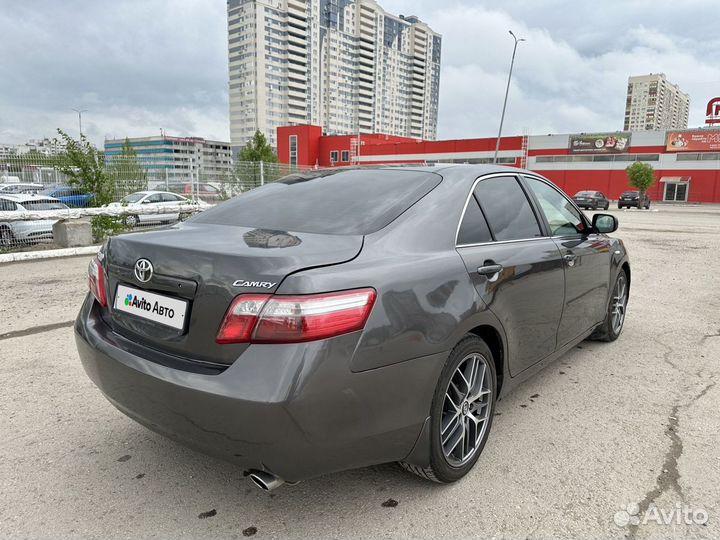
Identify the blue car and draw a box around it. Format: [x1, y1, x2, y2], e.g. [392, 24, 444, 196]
[41, 186, 94, 208]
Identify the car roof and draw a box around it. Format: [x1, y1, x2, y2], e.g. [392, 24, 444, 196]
[0, 193, 61, 203]
[127, 190, 183, 196]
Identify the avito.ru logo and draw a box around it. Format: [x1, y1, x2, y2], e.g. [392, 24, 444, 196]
[124, 293, 175, 318]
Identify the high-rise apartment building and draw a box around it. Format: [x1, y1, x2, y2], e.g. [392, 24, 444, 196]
[227, 0, 441, 151]
[624, 73, 690, 131]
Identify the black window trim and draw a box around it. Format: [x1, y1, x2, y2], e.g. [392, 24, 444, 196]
[455, 173, 547, 248]
[519, 174, 593, 240]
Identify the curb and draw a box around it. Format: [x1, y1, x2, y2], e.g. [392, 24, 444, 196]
[0, 245, 100, 264]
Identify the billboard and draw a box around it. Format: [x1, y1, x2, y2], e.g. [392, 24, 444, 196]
[568, 133, 631, 154]
[666, 130, 720, 152]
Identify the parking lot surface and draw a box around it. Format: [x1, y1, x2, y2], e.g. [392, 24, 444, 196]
[1, 205, 719, 539]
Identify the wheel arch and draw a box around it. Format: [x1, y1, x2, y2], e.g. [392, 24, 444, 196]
[467, 324, 505, 397]
[622, 261, 631, 289]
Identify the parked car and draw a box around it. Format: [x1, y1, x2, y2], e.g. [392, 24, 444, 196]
[0, 183, 45, 194]
[75, 166, 630, 489]
[618, 190, 651, 209]
[167, 182, 224, 203]
[0, 194, 69, 247]
[41, 186, 94, 208]
[572, 190, 609, 210]
[105, 190, 198, 227]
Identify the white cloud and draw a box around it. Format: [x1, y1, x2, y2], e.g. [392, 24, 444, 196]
[1, 0, 719, 145]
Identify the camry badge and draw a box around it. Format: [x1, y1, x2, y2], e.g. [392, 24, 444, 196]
[232, 279, 276, 289]
[134, 258, 154, 283]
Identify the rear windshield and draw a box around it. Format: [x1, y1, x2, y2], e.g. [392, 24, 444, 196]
[622, 191, 638, 196]
[575, 191, 595, 196]
[193, 169, 442, 235]
[21, 200, 67, 211]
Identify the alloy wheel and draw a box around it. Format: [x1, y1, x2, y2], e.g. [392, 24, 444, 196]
[611, 273, 628, 334]
[440, 353, 493, 466]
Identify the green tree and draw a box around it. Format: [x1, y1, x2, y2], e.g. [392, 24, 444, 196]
[54, 129, 123, 239]
[625, 162, 656, 207]
[106, 138, 148, 196]
[239, 130, 278, 162]
[55, 129, 113, 206]
[235, 130, 280, 190]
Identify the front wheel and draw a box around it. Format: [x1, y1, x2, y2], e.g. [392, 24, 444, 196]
[590, 269, 628, 342]
[124, 214, 139, 228]
[400, 335, 497, 483]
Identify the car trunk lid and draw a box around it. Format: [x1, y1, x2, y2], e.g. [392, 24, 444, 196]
[104, 223, 363, 365]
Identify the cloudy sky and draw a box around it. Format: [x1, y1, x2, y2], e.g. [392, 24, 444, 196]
[1, 0, 719, 146]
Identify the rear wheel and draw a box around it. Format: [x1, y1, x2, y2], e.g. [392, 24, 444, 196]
[400, 335, 496, 483]
[590, 269, 628, 342]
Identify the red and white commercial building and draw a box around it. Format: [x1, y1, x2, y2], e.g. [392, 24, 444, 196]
[278, 124, 720, 204]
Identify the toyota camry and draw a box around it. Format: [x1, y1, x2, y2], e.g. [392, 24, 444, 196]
[75, 165, 630, 490]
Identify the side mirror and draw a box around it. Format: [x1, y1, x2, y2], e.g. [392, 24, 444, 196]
[592, 213, 618, 234]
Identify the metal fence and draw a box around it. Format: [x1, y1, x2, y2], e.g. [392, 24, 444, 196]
[0, 154, 316, 252]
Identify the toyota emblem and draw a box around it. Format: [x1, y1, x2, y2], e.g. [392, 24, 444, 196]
[134, 258, 153, 283]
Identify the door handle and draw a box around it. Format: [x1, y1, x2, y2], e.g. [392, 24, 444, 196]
[563, 253, 577, 267]
[477, 264, 503, 276]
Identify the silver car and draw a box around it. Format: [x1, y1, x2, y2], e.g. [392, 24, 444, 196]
[0, 183, 45, 194]
[0, 193, 69, 247]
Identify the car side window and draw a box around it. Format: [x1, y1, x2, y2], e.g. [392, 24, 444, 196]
[161, 193, 179, 202]
[524, 177, 586, 236]
[473, 176, 542, 241]
[457, 195, 492, 245]
[146, 194, 162, 203]
[0, 199, 17, 211]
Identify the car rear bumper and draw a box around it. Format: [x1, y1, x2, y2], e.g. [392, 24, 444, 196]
[74, 295, 444, 482]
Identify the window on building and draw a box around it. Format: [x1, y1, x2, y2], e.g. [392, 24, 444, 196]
[289, 135, 298, 166]
[341, 150, 350, 162]
[330, 150, 339, 164]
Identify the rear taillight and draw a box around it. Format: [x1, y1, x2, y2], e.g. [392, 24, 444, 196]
[216, 288, 376, 344]
[215, 294, 271, 344]
[88, 256, 107, 307]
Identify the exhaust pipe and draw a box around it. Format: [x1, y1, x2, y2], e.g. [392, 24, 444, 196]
[248, 470, 285, 491]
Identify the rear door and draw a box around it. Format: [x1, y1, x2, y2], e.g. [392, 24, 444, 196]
[456, 174, 566, 376]
[160, 192, 183, 220]
[523, 175, 611, 346]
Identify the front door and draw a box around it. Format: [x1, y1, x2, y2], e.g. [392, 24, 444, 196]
[523, 176, 612, 346]
[456, 174, 565, 376]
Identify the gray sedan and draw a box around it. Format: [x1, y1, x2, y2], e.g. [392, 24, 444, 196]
[75, 165, 630, 489]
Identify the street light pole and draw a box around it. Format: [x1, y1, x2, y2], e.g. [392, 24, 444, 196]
[494, 30, 525, 164]
[72, 108, 87, 138]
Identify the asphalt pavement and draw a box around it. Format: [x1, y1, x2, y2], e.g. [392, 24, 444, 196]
[1, 205, 719, 539]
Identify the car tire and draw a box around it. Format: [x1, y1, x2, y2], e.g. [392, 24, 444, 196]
[0, 227, 14, 248]
[125, 215, 139, 228]
[589, 269, 628, 342]
[604, 203, 610, 210]
[400, 335, 497, 483]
